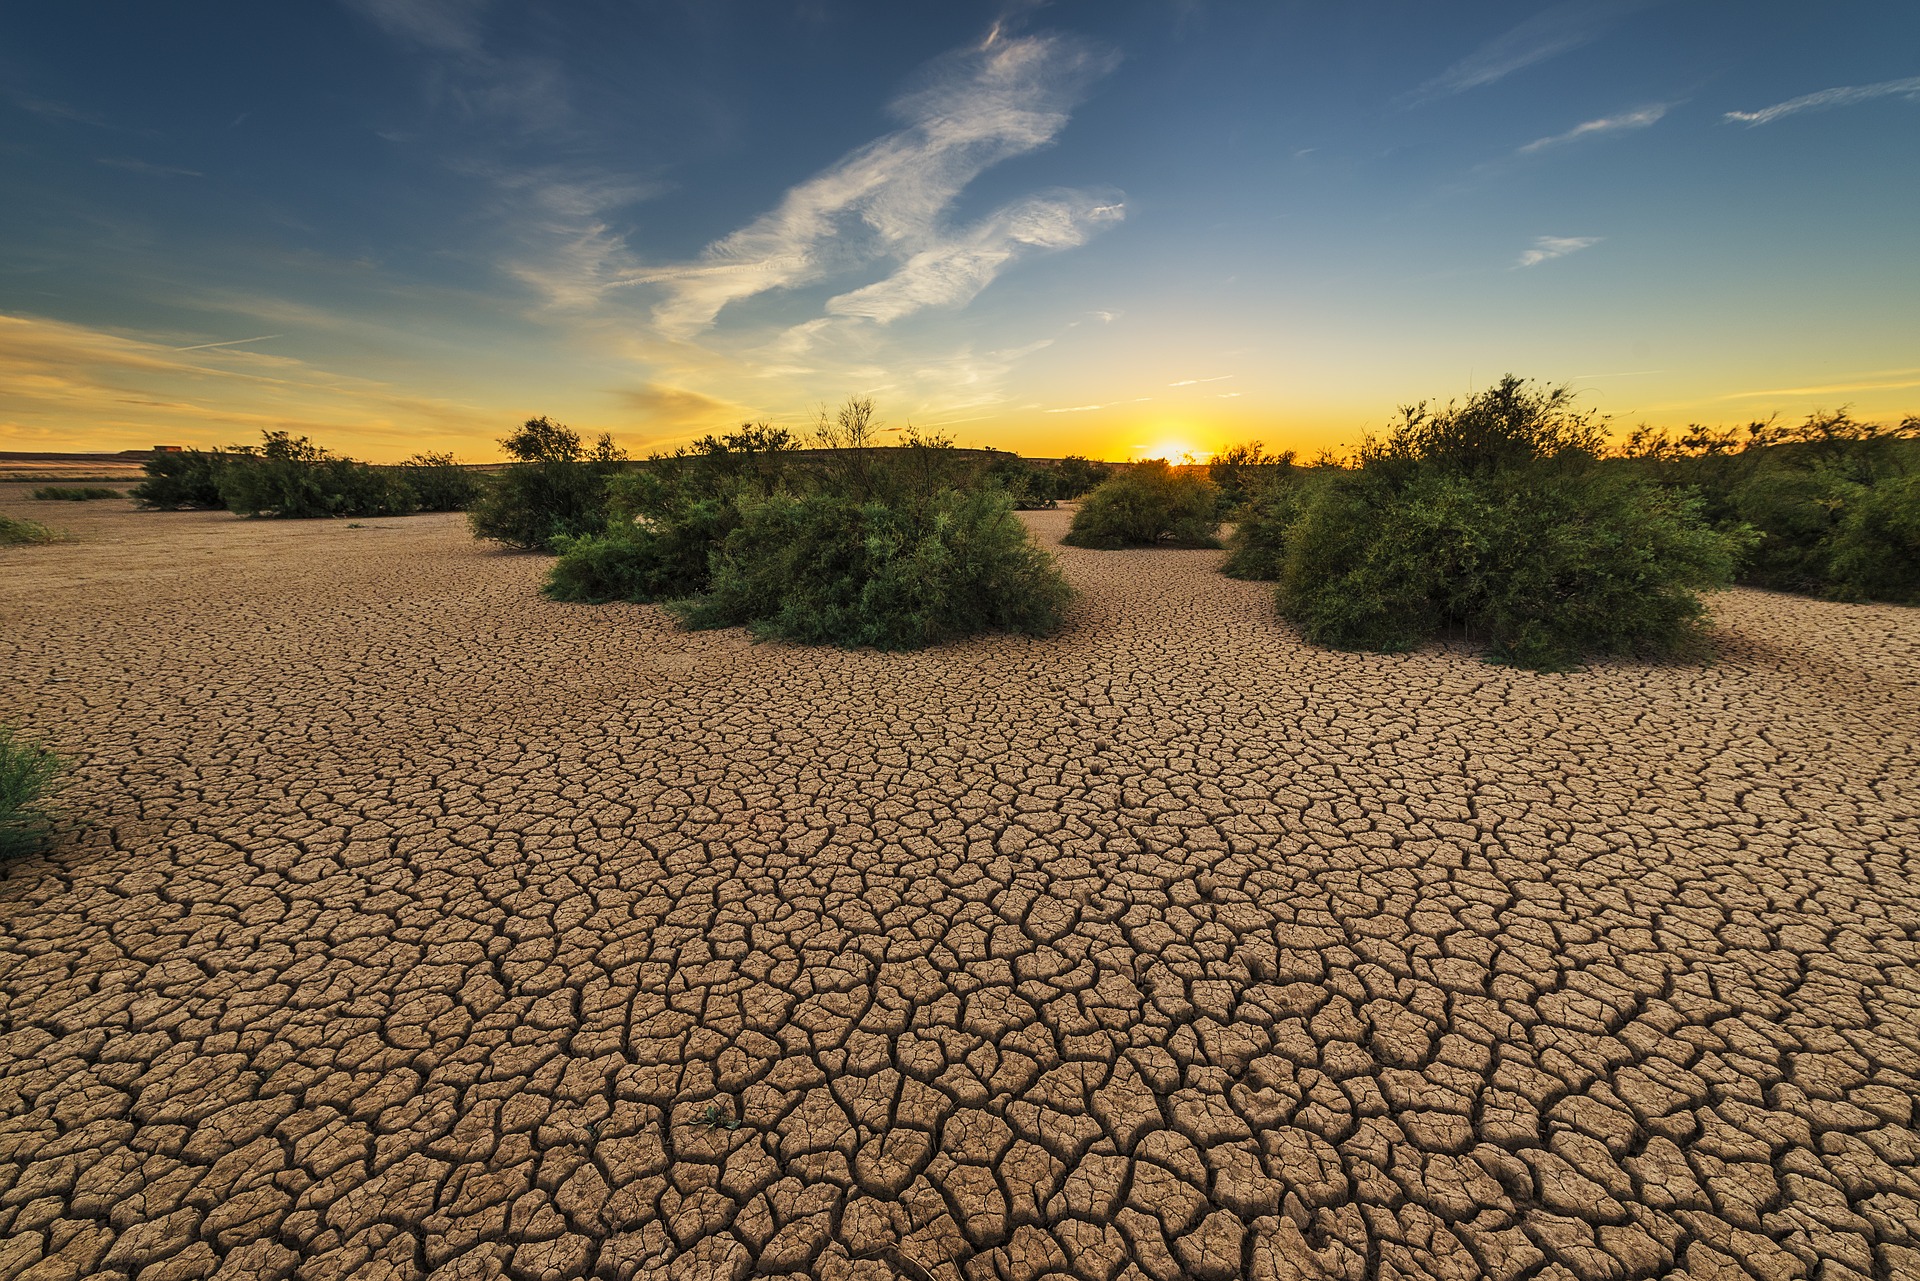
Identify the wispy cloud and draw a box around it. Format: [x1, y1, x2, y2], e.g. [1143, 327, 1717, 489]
[824, 192, 1122, 323]
[630, 32, 1122, 338]
[1406, 0, 1657, 104]
[1169, 375, 1232, 387]
[12, 94, 117, 129]
[1516, 235, 1602, 267]
[1716, 370, 1920, 399]
[1724, 76, 1920, 126]
[97, 156, 202, 178]
[172, 334, 282, 352]
[342, 0, 488, 56]
[1046, 403, 1110, 413]
[1517, 103, 1670, 154]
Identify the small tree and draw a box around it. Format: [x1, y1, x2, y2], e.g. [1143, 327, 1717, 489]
[1063, 460, 1221, 549]
[468, 416, 627, 550]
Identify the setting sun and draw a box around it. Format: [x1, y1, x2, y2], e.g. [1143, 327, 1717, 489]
[1136, 437, 1203, 463]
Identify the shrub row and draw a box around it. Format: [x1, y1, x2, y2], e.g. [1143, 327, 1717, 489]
[32, 486, 121, 501]
[134, 434, 482, 518]
[1617, 410, 1920, 604]
[525, 402, 1073, 650]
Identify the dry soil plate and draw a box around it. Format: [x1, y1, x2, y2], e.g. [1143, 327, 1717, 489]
[1, 487, 1917, 1281]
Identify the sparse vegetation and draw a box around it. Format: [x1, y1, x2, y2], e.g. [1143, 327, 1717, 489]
[1207, 442, 1295, 516]
[398, 452, 484, 513]
[32, 486, 121, 501]
[133, 434, 482, 518]
[132, 448, 233, 509]
[0, 726, 63, 859]
[545, 400, 1072, 649]
[1219, 466, 1328, 580]
[1268, 376, 1746, 670]
[1617, 408, 1920, 604]
[217, 432, 419, 518]
[1052, 455, 1113, 500]
[1062, 459, 1221, 549]
[468, 416, 627, 551]
[1, 514, 62, 545]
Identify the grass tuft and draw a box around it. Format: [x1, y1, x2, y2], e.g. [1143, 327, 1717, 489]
[0, 726, 64, 859]
[1, 514, 63, 545]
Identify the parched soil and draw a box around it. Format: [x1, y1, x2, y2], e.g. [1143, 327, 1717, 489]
[2, 489, 1918, 1281]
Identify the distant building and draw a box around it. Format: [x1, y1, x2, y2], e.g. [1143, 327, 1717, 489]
[152, 445, 183, 453]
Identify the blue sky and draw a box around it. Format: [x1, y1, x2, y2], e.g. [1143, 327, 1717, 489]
[3, 1, 1916, 460]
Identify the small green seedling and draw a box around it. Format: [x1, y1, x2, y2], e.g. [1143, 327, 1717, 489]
[693, 1102, 743, 1133]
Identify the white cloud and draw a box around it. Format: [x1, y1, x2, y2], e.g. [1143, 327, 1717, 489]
[1169, 375, 1232, 386]
[1724, 76, 1920, 126]
[825, 194, 1122, 323]
[629, 32, 1121, 338]
[1407, 0, 1658, 103]
[1517, 235, 1602, 267]
[1046, 403, 1109, 413]
[1517, 103, 1670, 154]
[97, 156, 202, 178]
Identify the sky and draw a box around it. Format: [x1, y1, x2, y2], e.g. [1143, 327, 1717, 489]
[2, 1, 1917, 463]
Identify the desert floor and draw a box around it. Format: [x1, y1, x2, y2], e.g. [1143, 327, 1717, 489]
[2, 487, 1918, 1281]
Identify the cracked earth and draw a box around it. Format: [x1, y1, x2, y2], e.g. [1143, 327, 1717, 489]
[2, 487, 1918, 1281]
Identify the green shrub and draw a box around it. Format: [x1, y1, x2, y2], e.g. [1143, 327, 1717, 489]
[1271, 376, 1745, 670]
[674, 487, 1071, 649]
[982, 454, 1061, 509]
[1053, 455, 1112, 499]
[543, 422, 800, 601]
[1828, 473, 1920, 604]
[398, 453, 483, 512]
[1219, 468, 1326, 580]
[468, 417, 626, 551]
[215, 432, 418, 518]
[1617, 408, 1919, 602]
[32, 486, 121, 501]
[132, 448, 232, 509]
[1, 514, 61, 545]
[0, 725, 63, 859]
[1207, 443, 1295, 516]
[1063, 460, 1221, 549]
[1280, 468, 1739, 670]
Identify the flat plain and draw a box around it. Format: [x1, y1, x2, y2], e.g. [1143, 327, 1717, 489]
[2, 486, 1918, 1281]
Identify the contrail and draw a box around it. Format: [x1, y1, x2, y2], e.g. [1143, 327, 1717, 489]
[172, 334, 282, 352]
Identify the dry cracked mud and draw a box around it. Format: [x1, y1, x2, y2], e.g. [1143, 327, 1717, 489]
[2, 487, 1918, 1281]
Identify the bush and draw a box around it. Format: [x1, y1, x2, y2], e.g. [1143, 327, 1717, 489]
[468, 416, 627, 551]
[132, 448, 232, 509]
[673, 487, 1071, 649]
[1618, 408, 1919, 602]
[216, 432, 419, 518]
[1053, 455, 1112, 500]
[0, 725, 63, 859]
[33, 486, 121, 501]
[1220, 468, 1326, 580]
[1063, 460, 1221, 549]
[982, 454, 1060, 509]
[1270, 376, 1745, 670]
[1208, 443, 1295, 516]
[1280, 468, 1740, 670]
[1828, 473, 1920, 604]
[543, 422, 800, 601]
[398, 453, 483, 512]
[1, 514, 60, 545]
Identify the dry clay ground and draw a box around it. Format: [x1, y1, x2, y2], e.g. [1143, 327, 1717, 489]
[2, 488, 1918, 1281]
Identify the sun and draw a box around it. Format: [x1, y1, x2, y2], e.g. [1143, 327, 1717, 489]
[1138, 436, 1199, 463]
